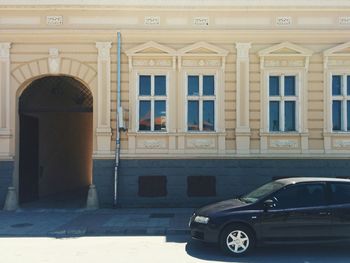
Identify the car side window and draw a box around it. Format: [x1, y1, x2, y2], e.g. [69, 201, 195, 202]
[272, 183, 327, 209]
[330, 183, 350, 205]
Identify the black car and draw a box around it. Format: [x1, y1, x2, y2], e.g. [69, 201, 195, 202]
[189, 177, 350, 256]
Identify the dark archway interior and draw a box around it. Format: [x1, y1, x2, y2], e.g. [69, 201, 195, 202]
[19, 76, 93, 208]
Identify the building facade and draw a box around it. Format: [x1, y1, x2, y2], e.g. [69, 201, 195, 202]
[1, 0, 350, 208]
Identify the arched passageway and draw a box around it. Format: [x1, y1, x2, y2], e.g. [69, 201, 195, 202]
[18, 76, 93, 208]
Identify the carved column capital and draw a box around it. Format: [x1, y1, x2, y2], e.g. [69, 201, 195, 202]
[96, 42, 112, 61]
[235, 43, 251, 59]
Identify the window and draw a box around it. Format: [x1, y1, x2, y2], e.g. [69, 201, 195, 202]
[240, 181, 285, 203]
[187, 75, 215, 131]
[138, 176, 167, 197]
[273, 183, 327, 209]
[269, 75, 297, 132]
[330, 183, 350, 204]
[138, 75, 167, 131]
[187, 176, 216, 197]
[331, 75, 350, 131]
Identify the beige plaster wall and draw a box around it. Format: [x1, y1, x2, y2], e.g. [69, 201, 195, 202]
[6, 34, 350, 157]
[2, 6, 350, 159]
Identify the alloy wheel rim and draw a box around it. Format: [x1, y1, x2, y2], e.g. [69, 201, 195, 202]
[226, 230, 249, 253]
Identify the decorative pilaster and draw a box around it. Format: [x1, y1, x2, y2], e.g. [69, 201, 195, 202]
[0, 43, 12, 157]
[95, 42, 112, 154]
[235, 43, 251, 154]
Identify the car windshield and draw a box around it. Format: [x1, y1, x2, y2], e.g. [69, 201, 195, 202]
[239, 181, 285, 203]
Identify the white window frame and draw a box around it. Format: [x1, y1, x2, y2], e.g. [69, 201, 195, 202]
[136, 70, 169, 133]
[268, 74, 300, 132]
[258, 42, 311, 153]
[262, 69, 304, 134]
[185, 71, 218, 132]
[330, 73, 350, 132]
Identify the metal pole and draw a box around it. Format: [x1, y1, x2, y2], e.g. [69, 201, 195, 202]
[114, 32, 121, 207]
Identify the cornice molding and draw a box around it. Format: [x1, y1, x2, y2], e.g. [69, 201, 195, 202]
[2, 0, 350, 8]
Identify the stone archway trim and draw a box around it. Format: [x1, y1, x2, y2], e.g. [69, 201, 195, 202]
[11, 57, 97, 87]
[11, 45, 113, 157]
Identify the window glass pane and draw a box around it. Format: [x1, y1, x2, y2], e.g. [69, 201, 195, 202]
[188, 76, 199, 96]
[332, 100, 342, 131]
[139, 75, 151, 96]
[273, 184, 326, 209]
[284, 76, 296, 96]
[269, 76, 280, 96]
[269, 101, 280, 131]
[203, 75, 215, 96]
[348, 76, 350, 96]
[348, 101, 350, 131]
[285, 101, 296, 131]
[188, 101, 199, 131]
[332, 75, 342, 95]
[241, 181, 285, 204]
[155, 75, 166, 96]
[203, 101, 214, 131]
[139, 101, 151, 131]
[154, 101, 166, 131]
[330, 183, 350, 205]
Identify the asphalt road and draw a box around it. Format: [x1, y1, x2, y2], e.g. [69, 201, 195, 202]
[1, 235, 349, 263]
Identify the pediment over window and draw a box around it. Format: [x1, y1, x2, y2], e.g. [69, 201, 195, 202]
[178, 41, 228, 57]
[126, 41, 176, 70]
[323, 42, 350, 68]
[259, 42, 313, 69]
[324, 42, 350, 57]
[258, 42, 313, 57]
[125, 41, 176, 57]
[178, 42, 228, 69]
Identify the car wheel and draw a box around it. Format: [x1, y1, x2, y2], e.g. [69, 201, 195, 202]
[220, 224, 255, 256]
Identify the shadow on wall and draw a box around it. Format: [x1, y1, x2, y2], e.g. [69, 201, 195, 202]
[35, 112, 92, 197]
[19, 76, 93, 204]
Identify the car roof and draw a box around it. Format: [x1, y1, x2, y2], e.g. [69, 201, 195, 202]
[275, 177, 350, 185]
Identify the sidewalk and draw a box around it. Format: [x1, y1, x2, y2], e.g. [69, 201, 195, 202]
[0, 208, 194, 237]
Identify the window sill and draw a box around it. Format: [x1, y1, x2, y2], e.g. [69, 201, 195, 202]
[324, 132, 350, 136]
[129, 131, 169, 135]
[183, 131, 226, 136]
[186, 130, 216, 133]
[260, 131, 308, 137]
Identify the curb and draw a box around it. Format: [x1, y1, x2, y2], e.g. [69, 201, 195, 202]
[47, 228, 87, 237]
[1, 228, 190, 238]
[85, 227, 190, 236]
[166, 229, 190, 235]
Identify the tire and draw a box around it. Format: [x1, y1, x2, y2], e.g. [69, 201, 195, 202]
[219, 224, 255, 256]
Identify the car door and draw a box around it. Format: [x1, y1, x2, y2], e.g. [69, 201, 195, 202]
[260, 182, 332, 243]
[328, 182, 350, 240]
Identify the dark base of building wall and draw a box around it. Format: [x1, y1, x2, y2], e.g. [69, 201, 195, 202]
[0, 161, 14, 207]
[93, 159, 350, 208]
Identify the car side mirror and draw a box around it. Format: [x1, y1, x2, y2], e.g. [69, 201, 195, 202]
[263, 199, 275, 210]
